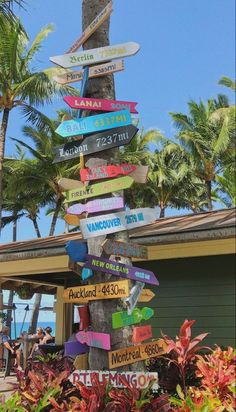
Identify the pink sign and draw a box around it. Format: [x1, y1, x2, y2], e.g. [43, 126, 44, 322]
[80, 164, 136, 182]
[67, 196, 124, 215]
[76, 331, 111, 350]
[132, 325, 153, 344]
[63, 96, 138, 113]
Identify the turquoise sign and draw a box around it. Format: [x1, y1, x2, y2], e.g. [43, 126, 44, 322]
[55, 110, 131, 138]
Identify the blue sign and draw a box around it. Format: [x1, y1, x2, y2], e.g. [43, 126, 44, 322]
[65, 240, 88, 262]
[55, 110, 131, 138]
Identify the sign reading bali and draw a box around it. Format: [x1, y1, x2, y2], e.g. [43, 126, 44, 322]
[69, 370, 158, 390]
[53, 125, 138, 163]
[108, 339, 167, 369]
[55, 110, 131, 138]
[80, 208, 157, 239]
[63, 280, 129, 303]
[50, 42, 140, 68]
[64, 97, 138, 114]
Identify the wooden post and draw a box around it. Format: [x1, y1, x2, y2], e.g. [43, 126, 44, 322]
[55, 286, 66, 344]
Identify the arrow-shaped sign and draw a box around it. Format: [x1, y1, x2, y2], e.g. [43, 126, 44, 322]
[67, 1, 113, 53]
[112, 307, 154, 329]
[53, 60, 124, 85]
[63, 280, 129, 303]
[64, 214, 84, 226]
[67, 197, 124, 215]
[138, 289, 156, 303]
[56, 110, 131, 138]
[124, 282, 145, 314]
[64, 97, 138, 114]
[65, 241, 88, 262]
[102, 239, 148, 260]
[132, 325, 153, 344]
[63, 176, 134, 203]
[76, 331, 111, 350]
[80, 163, 136, 182]
[80, 207, 157, 239]
[50, 42, 140, 68]
[53, 125, 138, 164]
[83, 255, 159, 286]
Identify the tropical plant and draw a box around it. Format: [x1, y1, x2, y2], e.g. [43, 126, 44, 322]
[215, 169, 236, 207]
[218, 76, 236, 91]
[0, 392, 26, 412]
[170, 384, 225, 412]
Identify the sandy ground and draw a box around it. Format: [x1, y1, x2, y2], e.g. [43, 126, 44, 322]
[0, 373, 18, 402]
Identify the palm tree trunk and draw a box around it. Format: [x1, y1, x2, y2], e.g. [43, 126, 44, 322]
[82, 0, 143, 371]
[49, 197, 62, 236]
[0, 108, 10, 232]
[206, 180, 213, 211]
[28, 293, 42, 335]
[32, 217, 41, 238]
[13, 210, 17, 241]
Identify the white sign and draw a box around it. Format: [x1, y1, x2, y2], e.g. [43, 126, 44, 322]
[69, 370, 158, 390]
[124, 282, 145, 315]
[50, 42, 140, 68]
[80, 208, 157, 239]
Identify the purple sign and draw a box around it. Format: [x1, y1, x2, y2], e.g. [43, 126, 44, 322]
[84, 255, 159, 286]
[67, 196, 124, 215]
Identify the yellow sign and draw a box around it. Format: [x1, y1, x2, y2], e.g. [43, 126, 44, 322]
[108, 339, 167, 369]
[138, 289, 155, 302]
[63, 280, 129, 303]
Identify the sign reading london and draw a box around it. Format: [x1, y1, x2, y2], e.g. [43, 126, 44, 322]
[53, 125, 138, 163]
[80, 207, 157, 239]
[50, 42, 140, 68]
[56, 110, 131, 138]
[64, 97, 138, 114]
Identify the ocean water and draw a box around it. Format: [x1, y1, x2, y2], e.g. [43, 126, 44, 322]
[10, 321, 56, 339]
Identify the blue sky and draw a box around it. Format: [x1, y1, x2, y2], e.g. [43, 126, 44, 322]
[1, 0, 235, 244]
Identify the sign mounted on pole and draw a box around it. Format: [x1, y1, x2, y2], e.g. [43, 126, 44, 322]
[63, 176, 134, 203]
[112, 307, 154, 329]
[53, 60, 124, 85]
[124, 282, 145, 314]
[55, 110, 131, 138]
[63, 280, 129, 303]
[108, 339, 167, 369]
[50, 42, 140, 68]
[132, 325, 153, 344]
[65, 241, 87, 262]
[66, 1, 113, 53]
[53, 125, 138, 163]
[102, 239, 148, 260]
[80, 208, 157, 239]
[67, 197, 124, 215]
[64, 97, 138, 114]
[83, 255, 159, 286]
[80, 163, 136, 182]
[138, 289, 155, 303]
[76, 331, 111, 350]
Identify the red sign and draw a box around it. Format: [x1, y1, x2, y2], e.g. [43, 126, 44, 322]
[64, 96, 138, 113]
[80, 163, 136, 182]
[132, 325, 153, 344]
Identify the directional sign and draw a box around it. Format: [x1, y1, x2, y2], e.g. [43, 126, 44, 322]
[53, 60, 124, 85]
[76, 331, 111, 350]
[69, 370, 158, 390]
[56, 110, 131, 138]
[65, 241, 87, 262]
[80, 208, 157, 239]
[108, 339, 167, 369]
[67, 197, 124, 215]
[124, 282, 145, 314]
[130, 165, 149, 184]
[64, 97, 138, 114]
[84, 255, 159, 286]
[63, 280, 129, 303]
[53, 125, 138, 163]
[66, 1, 113, 53]
[50, 42, 140, 68]
[58, 177, 84, 191]
[80, 164, 136, 182]
[64, 213, 85, 226]
[73, 354, 88, 370]
[63, 176, 134, 203]
[138, 289, 155, 303]
[112, 307, 154, 329]
[102, 239, 148, 259]
[132, 325, 153, 344]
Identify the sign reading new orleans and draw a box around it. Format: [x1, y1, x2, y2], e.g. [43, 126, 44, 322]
[64, 176, 134, 203]
[80, 208, 157, 239]
[56, 110, 131, 138]
[67, 1, 113, 53]
[50, 42, 140, 68]
[80, 164, 136, 182]
[67, 197, 124, 215]
[63, 280, 129, 303]
[53, 60, 124, 85]
[83, 255, 159, 286]
[76, 331, 111, 350]
[53, 125, 138, 163]
[64, 97, 138, 114]
[102, 239, 148, 259]
[108, 339, 167, 369]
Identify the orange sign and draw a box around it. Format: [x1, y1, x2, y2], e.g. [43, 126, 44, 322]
[108, 339, 167, 369]
[63, 280, 129, 303]
[138, 289, 155, 303]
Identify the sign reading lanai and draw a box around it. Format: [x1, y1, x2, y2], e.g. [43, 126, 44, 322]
[64, 97, 138, 114]
[53, 125, 138, 163]
[50, 42, 140, 68]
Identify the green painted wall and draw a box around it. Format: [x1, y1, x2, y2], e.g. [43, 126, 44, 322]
[137, 254, 235, 348]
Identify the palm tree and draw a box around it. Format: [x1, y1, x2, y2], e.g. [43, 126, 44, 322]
[170, 96, 232, 210]
[214, 169, 236, 208]
[218, 76, 236, 91]
[0, 16, 78, 230]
